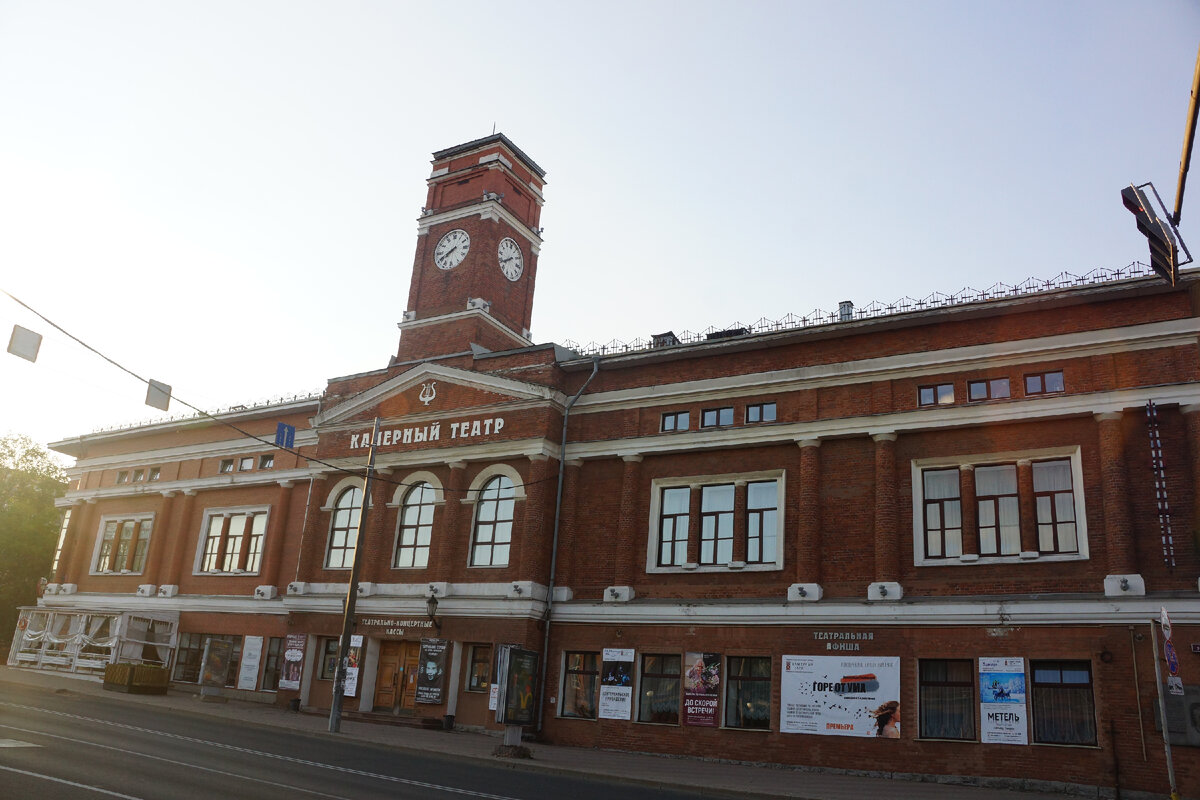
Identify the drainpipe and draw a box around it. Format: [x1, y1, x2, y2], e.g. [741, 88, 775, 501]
[536, 355, 600, 734]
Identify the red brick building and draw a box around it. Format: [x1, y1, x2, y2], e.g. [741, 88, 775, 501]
[11, 135, 1200, 797]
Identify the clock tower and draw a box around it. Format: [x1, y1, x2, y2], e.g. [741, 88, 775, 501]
[395, 134, 546, 363]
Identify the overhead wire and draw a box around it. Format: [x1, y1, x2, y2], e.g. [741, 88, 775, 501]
[2, 288, 562, 496]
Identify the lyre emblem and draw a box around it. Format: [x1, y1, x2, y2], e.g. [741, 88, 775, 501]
[418, 381, 437, 406]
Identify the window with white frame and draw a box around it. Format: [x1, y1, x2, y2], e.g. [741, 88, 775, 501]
[912, 449, 1087, 565]
[51, 510, 71, 576]
[197, 507, 269, 574]
[325, 486, 362, 569]
[92, 515, 153, 573]
[394, 482, 435, 569]
[648, 472, 784, 572]
[471, 476, 514, 567]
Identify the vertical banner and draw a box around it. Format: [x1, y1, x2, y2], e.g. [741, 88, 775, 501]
[237, 635, 264, 690]
[343, 635, 363, 697]
[278, 633, 306, 691]
[503, 648, 539, 725]
[979, 657, 1027, 744]
[683, 652, 721, 727]
[416, 638, 448, 703]
[1162, 607, 1184, 696]
[598, 648, 634, 720]
[780, 655, 901, 737]
[200, 639, 234, 688]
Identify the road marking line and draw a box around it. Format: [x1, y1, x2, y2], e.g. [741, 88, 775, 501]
[0, 704, 522, 799]
[0, 763, 145, 799]
[0, 723, 350, 800]
[0, 738, 39, 747]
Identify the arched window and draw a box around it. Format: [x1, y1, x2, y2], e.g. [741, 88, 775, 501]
[471, 476, 514, 567]
[395, 482, 435, 569]
[326, 486, 362, 569]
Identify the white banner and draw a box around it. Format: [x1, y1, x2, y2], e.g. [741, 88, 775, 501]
[780, 655, 901, 737]
[979, 657, 1027, 745]
[598, 648, 635, 720]
[237, 636, 264, 691]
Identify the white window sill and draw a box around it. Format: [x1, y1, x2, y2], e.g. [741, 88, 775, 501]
[648, 562, 782, 574]
[914, 553, 1086, 568]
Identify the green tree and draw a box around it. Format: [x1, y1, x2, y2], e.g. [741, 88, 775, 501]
[0, 434, 66, 652]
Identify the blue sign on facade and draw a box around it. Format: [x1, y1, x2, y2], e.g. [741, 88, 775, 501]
[275, 422, 296, 449]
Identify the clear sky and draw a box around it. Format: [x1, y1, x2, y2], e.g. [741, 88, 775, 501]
[2, 1, 1197, 455]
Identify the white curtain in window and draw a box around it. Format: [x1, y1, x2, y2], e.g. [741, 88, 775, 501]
[924, 470, 959, 500]
[1033, 461, 1072, 492]
[975, 465, 1016, 495]
[82, 615, 118, 648]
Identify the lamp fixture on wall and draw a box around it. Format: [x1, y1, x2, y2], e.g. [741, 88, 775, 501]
[425, 595, 442, 631]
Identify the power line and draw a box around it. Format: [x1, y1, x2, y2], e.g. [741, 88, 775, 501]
[2, 288, 561, 495]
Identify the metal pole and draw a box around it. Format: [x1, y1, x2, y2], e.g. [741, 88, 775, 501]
[1172, 42, 1200, 226]
[328, 417, 380, 733]
[1148, 620, 1180, 800]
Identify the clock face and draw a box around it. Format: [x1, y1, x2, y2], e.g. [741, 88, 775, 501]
[433, 229, 470, 270]
[498, 237, 524, 281]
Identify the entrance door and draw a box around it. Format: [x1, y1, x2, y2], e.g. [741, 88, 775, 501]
[398, 641, 420, 713]
[373, 641, 403, 712]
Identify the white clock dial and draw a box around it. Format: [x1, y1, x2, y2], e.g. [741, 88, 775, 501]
[498, 237, 524, 281]
[433, 229, 470, 270]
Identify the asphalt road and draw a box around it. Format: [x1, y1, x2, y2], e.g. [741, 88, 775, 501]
[0, 682, 702, 799]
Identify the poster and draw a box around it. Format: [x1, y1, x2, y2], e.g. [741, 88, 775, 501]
[278, 633, 306, 691]
[416, 638, 448, 703]
[683, 652, 721, 727]
[502, 648, 539, 725]
[780, 655, 901, 737]
[237, 635, 264, 690]
[598, 648, 634, 720]
[979, 657, 1027, 745]
[343, 638, 362, 697]
[200, 638, 234, 688]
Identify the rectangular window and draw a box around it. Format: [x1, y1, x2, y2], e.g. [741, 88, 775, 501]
[132, 469, 145, 482]
[198, 509, 268, 573]
[1031, 661, 1095, 745]
[724, 656, 770, 729]
[259, 455, 274, 470]
[560, 651, 599, 719]
[219, 459, 234, 474]
[1025, 370, 1065, 395]
[745, 480, 778, 564]
[238, 456, 254, 471]
[922, 469, 961, 559]
[699, 484, 735, 565]
[919, 383, 955, 406]
[658, 487, 690, 566]
[1034, 459, 1077, 554]
[661, 411, 689, 432]
[318, 638, 340, 680]
[148, 466, 161, 481]
[976, 465, 1020, 556]
[919, 659, 975, 740]
[116, 471, 130, 484]
[746, 402, 776, 424]
[967, 378, 1010, 401]
[467, 645, 492, 692]
[638, 653, 681, 724]
[50, 510, 71, 575]
[93, 516, 153, 573]
[171, 633, 241, 685]
[261, 636, 285, 691]
[701, 407, 734, 428]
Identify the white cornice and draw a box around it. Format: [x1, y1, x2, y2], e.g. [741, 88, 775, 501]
[550, 595, 1200, 626]
[66, 429, 319, 474]
[566, 383, 1200, 460]
[40, 591, 1200, 626]
[396, 307, 534, 348]
[315, 361, 563, 427]
[416, 200, 542, 249]
[571, 318, 1200, 414]
[60, 467, 318, 505]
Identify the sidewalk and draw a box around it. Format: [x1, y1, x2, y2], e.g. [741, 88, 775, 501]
[0, 666, 1093, 800]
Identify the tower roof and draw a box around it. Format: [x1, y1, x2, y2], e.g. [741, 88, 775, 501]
[431, 133, 546, 179]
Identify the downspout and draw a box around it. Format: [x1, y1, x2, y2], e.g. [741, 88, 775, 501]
[536, 355, 600, 734]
